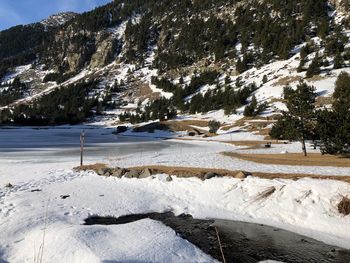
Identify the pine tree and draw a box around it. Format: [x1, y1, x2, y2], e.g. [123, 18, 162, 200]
[306, 53, 321, 78]
[270, 82, 317, 156]
[244, 95, 258, 117]
[208, 120, 221, 134]
[318, 72, 350, 156]
[333, 51, 344, 69]
[262, 75, 268, 84]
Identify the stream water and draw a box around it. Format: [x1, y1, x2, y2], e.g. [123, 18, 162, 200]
[84, 212, 350, 263]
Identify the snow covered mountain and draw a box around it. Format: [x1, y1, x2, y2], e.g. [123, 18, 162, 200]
[40, 12, 77, 29]
[0, 0, 350, 126]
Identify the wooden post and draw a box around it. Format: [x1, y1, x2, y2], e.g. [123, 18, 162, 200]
[80, 130, 85, 166]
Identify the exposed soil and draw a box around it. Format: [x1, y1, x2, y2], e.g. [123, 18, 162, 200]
[83, 212, 350, 263]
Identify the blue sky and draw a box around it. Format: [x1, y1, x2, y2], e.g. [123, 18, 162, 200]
[0, 0, 113, 30]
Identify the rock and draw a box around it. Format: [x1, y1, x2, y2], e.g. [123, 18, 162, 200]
[114, 126, 128, 134]
[235, 171, 252, 179]
[204, 172, 217, 180]
[97, 168, 107, 176]
[111, 168, 126, 178]
[89, 34, 116, 69]
[139, 168, 152, 179]
[166, 175, 173, 182]
[98, 168, 114, 176]
[124, 169, 140, 178]
[5, 183, 13, 188]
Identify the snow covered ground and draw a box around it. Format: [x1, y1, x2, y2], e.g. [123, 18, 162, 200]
[1, 125, 350, 262]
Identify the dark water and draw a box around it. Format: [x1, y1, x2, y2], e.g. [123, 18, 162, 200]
[84, 212, 350, 263]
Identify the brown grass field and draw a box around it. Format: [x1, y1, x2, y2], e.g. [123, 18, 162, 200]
[223, 152, 350, 167]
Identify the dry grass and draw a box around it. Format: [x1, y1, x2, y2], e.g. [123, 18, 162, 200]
[316, 96, 333, 106]
[74, 163, 107, 173]
[223, 152, 350, 167]
[176, 119, 210, 127]
[338, 196, 350, 216]
[129, 165, 241, 179]
[130, 165, 350, 183]
[307, 75, 327, 82]
[221, 124, 237, 131]
[134, 83, 161, 100]
[272, 76, 302, 86]
[269, 98, 286, 103]
[77, 163, 350, 183]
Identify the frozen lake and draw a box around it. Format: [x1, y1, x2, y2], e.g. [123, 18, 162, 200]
[0, 126, 195, 163]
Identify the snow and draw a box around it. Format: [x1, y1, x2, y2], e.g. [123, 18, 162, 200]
[1, 126, 350, 262]
[1, 166, 350, 262]
[113, 138, 350, 176]
[142, 47, 174, 99]
[40, 12, 76, 28]
[1, 64, 32, 84]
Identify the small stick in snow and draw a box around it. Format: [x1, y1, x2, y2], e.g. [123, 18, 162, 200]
[215, 226, 227, 263]
[80, 130, 85, 166]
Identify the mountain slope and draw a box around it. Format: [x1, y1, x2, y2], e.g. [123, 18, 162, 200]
[0, 0, 350, 126]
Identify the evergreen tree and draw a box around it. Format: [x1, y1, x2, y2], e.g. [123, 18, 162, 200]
[262, 75, 268, 84]
[333, 51, 344, 69]
[244, 95, 268, 117]
[270, 82, 317, 156]
[208, 120, 220, 134]
[306, 53, 321, 78]
[317, 72, 350, 156]
[244, 95, 258, 117]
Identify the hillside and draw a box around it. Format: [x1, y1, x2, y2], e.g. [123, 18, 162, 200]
[0, 0, 350, 128]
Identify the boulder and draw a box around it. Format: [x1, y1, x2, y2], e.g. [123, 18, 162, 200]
[5, 183, 13, 188]
[111, 168, 126, 178]
[235, 171, 252, 179]
[204, 172, 217, 180]
[166, 175, 173, 182]
[115, 126, 128, 134]
[97, 168, 113, 176]
[139, 168, 152, 178]
[124, 169, 140, 178]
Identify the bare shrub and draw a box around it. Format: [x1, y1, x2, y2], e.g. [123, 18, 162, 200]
[338, 196, 350, 216]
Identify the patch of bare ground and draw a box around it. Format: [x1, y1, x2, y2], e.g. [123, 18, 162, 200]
[307, 75, 327, 82]
[133, 120, 211, 136]
[177, 119, 210, 127]
[269, 98, 286, 103]
[222, 152, 350, 167]
[221, 116, 280, 138]
[134, 84, 161, 100]
[74, 163, 107, 172]
[224, 140, 284, 149]
[128, 165, 252, 179]
[75, 163, 350, 183]
[316, 96, 333, 106]
[272, 76, 302, 86]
